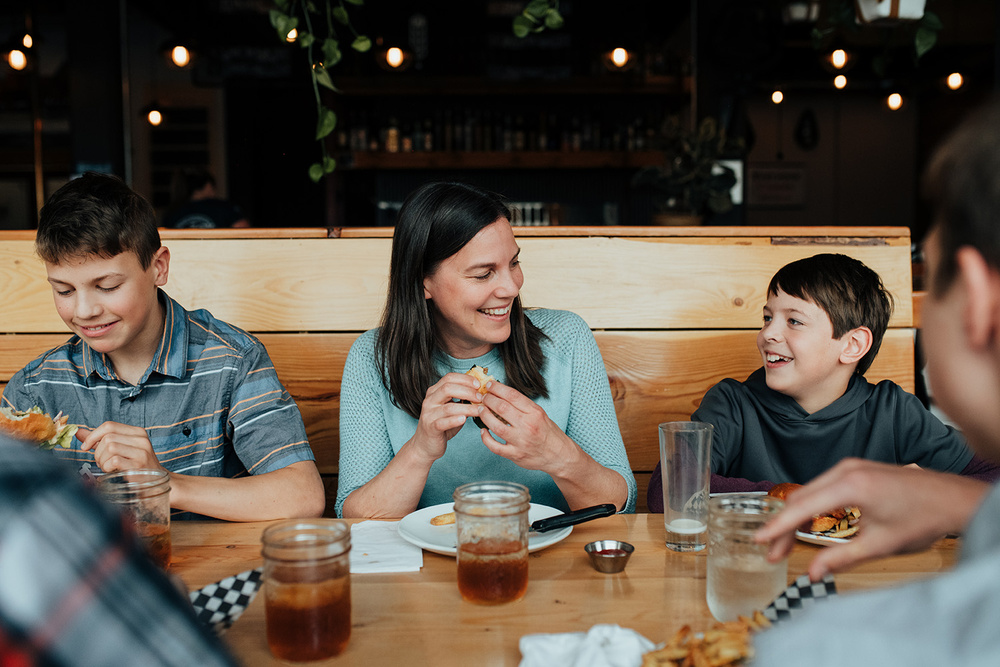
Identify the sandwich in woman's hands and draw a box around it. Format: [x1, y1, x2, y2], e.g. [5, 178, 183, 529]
[767, 482, 861, 539]
[465, 365, 509, 429]
[0, 406, 79, 450]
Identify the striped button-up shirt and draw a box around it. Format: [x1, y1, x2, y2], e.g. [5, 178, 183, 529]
[2, 290, 315, 517]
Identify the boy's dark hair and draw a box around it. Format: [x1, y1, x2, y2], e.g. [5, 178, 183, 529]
[924, 101, 1000, 295]
[36, 172, 161, 269]
[768, 253, 894, 375]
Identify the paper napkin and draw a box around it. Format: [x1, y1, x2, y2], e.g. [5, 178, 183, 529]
[519, 624, 656, 667]
[189, 567, 263, 635]
[350, 520, 424, 573]
[763, 573, 837, 623]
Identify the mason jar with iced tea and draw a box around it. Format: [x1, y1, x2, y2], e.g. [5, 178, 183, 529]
[261, 519, 352, 662]
[98, 469, 172, 569]
[453, 481, 530, 605]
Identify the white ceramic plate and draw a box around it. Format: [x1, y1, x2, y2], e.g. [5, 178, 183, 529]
[709, 490, 768, 497]
[795, 530, 851, 546]
[397, 502, 573, 557]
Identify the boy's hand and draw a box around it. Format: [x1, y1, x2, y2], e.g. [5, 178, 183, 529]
[77, 422, 166, 473]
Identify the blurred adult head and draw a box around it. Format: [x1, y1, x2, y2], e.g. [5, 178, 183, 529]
[921, 100, 1000, 459]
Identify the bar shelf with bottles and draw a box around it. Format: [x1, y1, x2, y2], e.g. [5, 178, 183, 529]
[334, 97, 677, 171]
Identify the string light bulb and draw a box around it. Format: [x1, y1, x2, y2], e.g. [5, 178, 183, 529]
[170, 45, 191, 68]
[386, 47, 404, 68]
[147, 109, 163, 126]
[771, 90, 784, 104]
[7, 49, 27, 71]
[377, 46, 412, 71]
[946, 72, 964, 90]
[886, 93, 903, 111]
[602, 47, 635, 72]
[22, 33, 32, 49]
[285, 28, 298, 43]
[834, 75, 847, 89]
[830, 49, 847, 69]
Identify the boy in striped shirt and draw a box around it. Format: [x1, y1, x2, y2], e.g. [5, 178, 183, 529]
[1, 173, 325, 521]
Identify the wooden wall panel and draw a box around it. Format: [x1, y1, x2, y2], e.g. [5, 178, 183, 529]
[1, 231, 911, 334]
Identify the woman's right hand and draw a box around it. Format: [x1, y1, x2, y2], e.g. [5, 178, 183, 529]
[410, 372, 485, 461]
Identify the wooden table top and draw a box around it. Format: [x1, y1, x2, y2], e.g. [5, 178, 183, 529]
[172, 514, 958, 666]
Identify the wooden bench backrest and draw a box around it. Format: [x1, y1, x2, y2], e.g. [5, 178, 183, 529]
[0, 227, 913, 511]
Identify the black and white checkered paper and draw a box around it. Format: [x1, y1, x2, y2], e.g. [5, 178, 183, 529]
[763, 573, 837, 623]
[189, 567, 263, 635]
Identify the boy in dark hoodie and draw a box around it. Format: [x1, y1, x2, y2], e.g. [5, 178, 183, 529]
[648, 253, 997, 511]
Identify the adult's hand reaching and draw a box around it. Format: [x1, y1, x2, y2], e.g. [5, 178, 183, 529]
[755, 458, 990, 581]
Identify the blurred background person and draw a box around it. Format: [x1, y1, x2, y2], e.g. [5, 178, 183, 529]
[162, 169, 250, 229]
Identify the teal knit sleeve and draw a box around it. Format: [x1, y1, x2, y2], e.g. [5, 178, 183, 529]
[335, 330, 395, 517]
[536, 309, 638, 513]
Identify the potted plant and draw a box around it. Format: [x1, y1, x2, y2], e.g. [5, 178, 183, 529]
[632, 115, 744, 225]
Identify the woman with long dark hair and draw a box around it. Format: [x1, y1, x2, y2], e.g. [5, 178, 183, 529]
[336, 182, 635, 518]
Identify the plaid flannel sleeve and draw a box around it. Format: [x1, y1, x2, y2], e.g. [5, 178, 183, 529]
[0, 438, 236, 666]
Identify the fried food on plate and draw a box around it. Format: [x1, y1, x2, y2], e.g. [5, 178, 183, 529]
[430, 511, 456, 526]
[766, 482, 861, 539]
[641, 611, 772, 666]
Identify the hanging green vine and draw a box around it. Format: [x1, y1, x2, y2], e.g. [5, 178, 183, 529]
[512, 0, 564, 38]
[269, 0, 372, 182]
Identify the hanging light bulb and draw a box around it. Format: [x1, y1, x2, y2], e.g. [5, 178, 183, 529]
[147, 109, 163, 126]
[170, 45, 191, 68]
[771, 90, 784, 105]
[377, 45, 412, 71]
[22, 33, 32, 49]
[834, 75, 847, 89]
[7, 49, 27, 71]
[946, 72, 964, 90]
[601, 47, 635, 72]
[386, 47, 404, 68]
[886, 93, 903, 111]
[830, 49, 847, 69]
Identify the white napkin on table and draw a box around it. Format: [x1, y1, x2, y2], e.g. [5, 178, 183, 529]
[519, 624, 656, 667]
[349, 521, 424, 573]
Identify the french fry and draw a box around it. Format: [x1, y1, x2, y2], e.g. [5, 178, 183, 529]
[429, 511, 455, 526]
[642, 612, 770, 666]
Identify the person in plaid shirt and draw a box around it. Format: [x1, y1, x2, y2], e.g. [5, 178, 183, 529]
[0, 433, 235, 666]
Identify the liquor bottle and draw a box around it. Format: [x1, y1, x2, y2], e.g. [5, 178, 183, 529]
[401, 119, 413, 153]
[386, 117, 400, 153]
[423, 118, 434, 152]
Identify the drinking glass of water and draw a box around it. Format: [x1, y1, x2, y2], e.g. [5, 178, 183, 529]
[706, 494, 787, 621]
[659, 421, 713, 552]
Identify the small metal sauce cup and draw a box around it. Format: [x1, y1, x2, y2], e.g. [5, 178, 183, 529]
[584, 540, 634, 574]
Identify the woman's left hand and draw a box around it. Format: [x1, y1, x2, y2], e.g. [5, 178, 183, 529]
[476, 381, 579, 475]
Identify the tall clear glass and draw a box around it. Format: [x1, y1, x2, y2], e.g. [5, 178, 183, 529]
[453, 481, 530, 605]
[659, 421, 713, 551]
